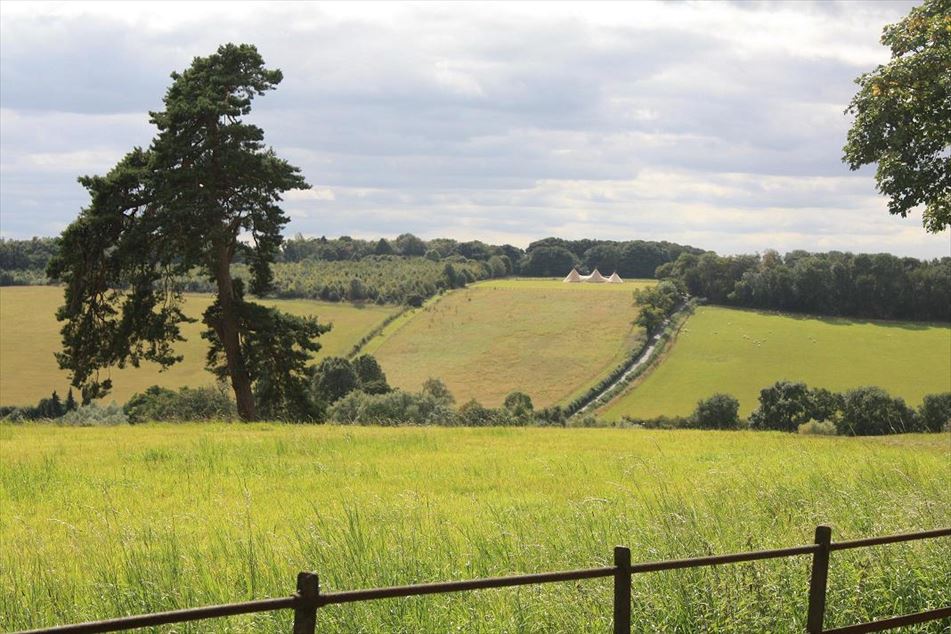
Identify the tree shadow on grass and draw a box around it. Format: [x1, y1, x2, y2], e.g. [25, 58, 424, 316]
[718, 306, 948, 332]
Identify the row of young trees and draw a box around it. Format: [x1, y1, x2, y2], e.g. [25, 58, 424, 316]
[178, 257, 495, 305]
[657, 251, 950, 322]
[623, 382, 951, 436]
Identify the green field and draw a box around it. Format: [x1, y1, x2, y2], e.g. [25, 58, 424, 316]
[1, 424, 948, 632]
[600, 306, 951, 420]
[363, 279, 654, 408]
[0, 286, 399, 407]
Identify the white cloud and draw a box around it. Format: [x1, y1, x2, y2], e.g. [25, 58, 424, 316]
[1, 0, 946, 258]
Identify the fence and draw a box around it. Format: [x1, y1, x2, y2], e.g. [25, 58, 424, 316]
[20, 525, 950, 634]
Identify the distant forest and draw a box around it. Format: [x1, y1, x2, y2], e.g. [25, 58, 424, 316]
[1, 234, 948, 321]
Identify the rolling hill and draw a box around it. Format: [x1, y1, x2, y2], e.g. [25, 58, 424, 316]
[598, 305, 951, 419]
[0, 286, 399, 406]
[362, 278, 654, 408]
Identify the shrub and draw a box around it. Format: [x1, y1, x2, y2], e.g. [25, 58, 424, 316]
[633, 280, 683, 334]
[61, 402, 127, 426]
[328, 388, 455, 426]
[351, 355, 390, 394]
[692, 393, 741, 430]
[749, 381, 816, 432]
[124, 385, 236, 423]
[503, 391, 534, 419]
[798, 420, 837, 436]
[918, 393, 951, 433]
[312, 357, 360, 404]
[837, 386, 918, 436]
[421, 378, 455, 406]
[456, 399, 501, 426]
[535, 405, 567, 426]
[621, 415, 688, 429]
[809, 387, 843, 423]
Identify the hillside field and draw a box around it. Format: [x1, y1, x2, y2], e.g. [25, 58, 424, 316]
[0, 286, 399, 407]
[363, 279, 654, 408]
[2, 424, 948, 632]
[600, 306, 951, 420]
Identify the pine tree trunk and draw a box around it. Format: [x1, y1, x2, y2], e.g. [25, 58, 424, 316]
[214, 252, 257, 421]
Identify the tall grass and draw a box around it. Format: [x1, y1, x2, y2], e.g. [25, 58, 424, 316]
[1, 424, 948, 632]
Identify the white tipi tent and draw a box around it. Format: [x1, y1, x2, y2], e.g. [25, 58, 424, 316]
[584, 268, 607, 283]
[607, 272, 623, 284]
[563, 268, 582, 283]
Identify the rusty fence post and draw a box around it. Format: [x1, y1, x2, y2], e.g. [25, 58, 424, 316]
[613, 546, 632, 634]
[806, 525, 832, 634]
[293, 572, 319, 634]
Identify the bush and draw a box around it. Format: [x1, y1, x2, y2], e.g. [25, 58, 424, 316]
[918, 393, 951, 432]
[329, 388, 455, 425]
[749, 381, 817, 432]
[312, 357, 360, 404]
[621, 415, 689, 429]
[61, 402, 127, 426]
[420, 378, 455, 406]
[692, 393, 741, 430]
[837, 386, 918, 436]
[503, 391, 534, 419]
[457, 399, 504, 426]
[798, 420, 838, 436]
[633, 281, 684, 334]
[124, 385, 236, 423]
[352, 355, 390, 394]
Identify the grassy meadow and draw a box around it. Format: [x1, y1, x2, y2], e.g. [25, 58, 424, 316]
[1, 424, 948, 632]
[0, 286, 399, 407]
[363, 279, 653, 408]
[600, 306, 951, 420]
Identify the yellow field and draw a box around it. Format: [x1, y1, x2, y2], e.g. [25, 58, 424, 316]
[0, 286, 398, 406]
[364, 279, 654, 407]
[600, 306, 951, 419]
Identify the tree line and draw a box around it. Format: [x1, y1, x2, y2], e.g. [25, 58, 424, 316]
[1, 234, 701, 287]
[1, 354, 570, 427]
[8, 234, 947, 323]
[621, 381, 951, 436]
[657, 250, 950, 322]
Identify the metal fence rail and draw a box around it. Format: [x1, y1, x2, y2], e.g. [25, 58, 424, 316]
[18, 525, 950, 634]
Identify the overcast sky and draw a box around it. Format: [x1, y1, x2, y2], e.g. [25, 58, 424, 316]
[1, 1, 948, 257]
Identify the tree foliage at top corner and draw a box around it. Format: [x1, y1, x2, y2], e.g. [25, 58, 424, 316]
[843, 0, 951, 233]
[47, 43, 317, 420]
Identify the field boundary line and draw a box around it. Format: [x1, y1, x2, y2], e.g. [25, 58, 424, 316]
[573, 299, 696, 417]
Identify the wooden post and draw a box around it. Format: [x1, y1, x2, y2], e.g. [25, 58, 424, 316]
[613, 546, 632, 634]
[293, 572, 319, 634]
[806, 525, 832, 634]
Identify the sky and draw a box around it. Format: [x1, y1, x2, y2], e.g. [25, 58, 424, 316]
[1, 1, 948, 258]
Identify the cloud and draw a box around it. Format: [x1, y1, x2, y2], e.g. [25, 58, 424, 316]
[0, 0, 947, 257]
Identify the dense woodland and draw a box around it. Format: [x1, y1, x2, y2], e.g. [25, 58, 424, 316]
[657, 250, 951, 322]
[2, 235, 949, 321]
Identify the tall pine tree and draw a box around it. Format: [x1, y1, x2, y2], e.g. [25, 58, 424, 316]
[48, 44, 325, 420]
